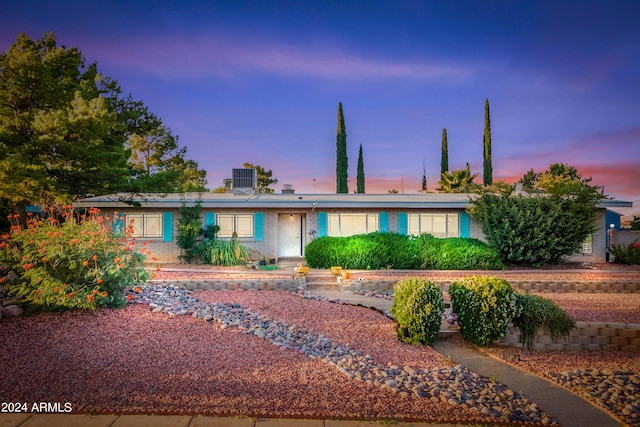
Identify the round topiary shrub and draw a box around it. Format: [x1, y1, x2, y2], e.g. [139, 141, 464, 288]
[390, 278, 444, 345]
[449, 276, 519, 346]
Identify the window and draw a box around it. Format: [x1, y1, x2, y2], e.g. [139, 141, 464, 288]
[327, 213, 378, 237]
[125, 214, 163, 238]
[407, 213, 459, 238]
[581, 234, 593, 254]
[217, 214, 254, 238]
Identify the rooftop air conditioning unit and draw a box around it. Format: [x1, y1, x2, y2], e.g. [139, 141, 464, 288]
[232, 168, 257, 195]
[282, 184, 295, 194]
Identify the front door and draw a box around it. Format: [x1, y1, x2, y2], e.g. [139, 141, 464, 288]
[278, 214, 304, 257]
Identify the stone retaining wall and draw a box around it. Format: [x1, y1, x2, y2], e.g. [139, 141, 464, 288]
[497, 322, 640, 353]
[346, 280, 640, 293]
[150, 278, 303, 291]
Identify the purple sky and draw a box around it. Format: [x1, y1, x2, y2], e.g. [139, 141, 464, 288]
[1, 0, 639, 215]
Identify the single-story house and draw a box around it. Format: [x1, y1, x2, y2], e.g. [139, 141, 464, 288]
[73, 190, 633, 264]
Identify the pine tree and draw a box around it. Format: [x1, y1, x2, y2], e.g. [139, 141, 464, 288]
[483, 99, 493, 186]
[356, 144, 365, 193]
[336, 102, 349, 193]
[441, 128, 449, 176]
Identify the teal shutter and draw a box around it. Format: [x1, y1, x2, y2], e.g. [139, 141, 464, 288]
[113, 214, 124, 235]
[459, 212, 470, 238]
[204, 212, 215, 241]
[254, 212, 264, 241]
[163, 212, 173, 242]
[397, 212, 408, 235]
[379, 212, 389, 232]
[205, 212, 215, 227]
[317, 212, 327, 237]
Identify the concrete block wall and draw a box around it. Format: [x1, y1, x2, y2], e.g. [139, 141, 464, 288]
[497, 322, 640, 353]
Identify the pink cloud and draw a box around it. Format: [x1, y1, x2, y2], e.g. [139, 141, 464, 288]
[90, 34, 471, 81]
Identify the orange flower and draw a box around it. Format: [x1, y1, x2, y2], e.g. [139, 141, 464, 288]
[113, 257, 120, 263]
[156, 266, 161, 271]
[134, 287, 141, 293]
[35, 289, 41, 294]
[67, 293, 74, 298]
[100, 291, 108, 298]
[97, 279, 103, 284]
[91, 255, 98, 261]
[22, 263, 33, 270]
[41, 257, 49, 262]
[82, 260, 89, 267]
[151, 257, 158, 261]
[87, 294, 95, 302]
[92, 289, 98, 294]
[127, 295, 133, 303]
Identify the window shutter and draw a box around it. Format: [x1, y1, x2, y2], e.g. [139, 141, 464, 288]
[459, 212, 470, 238]
[317, 212, 327, 237]
[163, 212, 173, 242]
[397, 212, 408, 235]
[379, 212, 389, 232]
[254, 212, 264, 241]
[113, 213, 124, 235]
[205, 212, 215, 227]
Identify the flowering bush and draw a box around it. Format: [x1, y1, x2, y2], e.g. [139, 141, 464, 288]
[610, 242, 640, 265]
[0, 206, 149, 311]
[390, 278, 444, 345]
[449, 276, 519, 346]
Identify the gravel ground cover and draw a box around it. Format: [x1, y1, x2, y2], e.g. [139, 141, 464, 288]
[2, 264, 639, 425]
[1, 289, 525, 424]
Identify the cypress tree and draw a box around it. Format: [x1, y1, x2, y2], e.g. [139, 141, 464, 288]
[483, 99, 493, 186]
[356, 144, 365, 193]
[441, 128, 449, 176]
[421, 160, 428, 193]
[336, 102, 348, 193]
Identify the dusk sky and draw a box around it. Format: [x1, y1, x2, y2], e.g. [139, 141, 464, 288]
[2, 0, 639, 215]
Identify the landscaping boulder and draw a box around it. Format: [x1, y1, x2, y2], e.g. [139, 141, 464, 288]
[2, 305, 23, 318]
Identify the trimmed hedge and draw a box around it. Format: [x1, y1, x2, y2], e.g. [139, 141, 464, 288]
[391, 278, 444, 345]
[449, 276, 519, 346]
[304, 232, 502, 270]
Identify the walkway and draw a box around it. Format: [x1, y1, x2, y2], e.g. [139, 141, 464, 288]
[305, 288, 624, 427]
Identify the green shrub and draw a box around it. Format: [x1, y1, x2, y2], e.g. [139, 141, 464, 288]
[0, 207, 149, 311]
[415, 235, 503, 270]
[512, 293, 575, 349]
[176, 200, 203, 263]
[304, 232, 502, 270]
[469, 181, 603, 266]
[390, 278, 444, 345]
[610, 242, 640, 265]
[198, 236, 249, 266]
[449, 276, 519, 346]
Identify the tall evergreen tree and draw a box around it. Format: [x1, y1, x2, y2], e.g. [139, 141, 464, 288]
[483, 99, 493, 186]
[336, 102, 348, 193]
[421, 160, 428, 193]
[356, 144, 365, 193]
[441, 128, 449, 176]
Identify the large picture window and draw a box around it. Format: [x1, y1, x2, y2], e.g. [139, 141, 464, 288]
[327, 213, 379, 237]
[125, 214, 163, 238]
[217, 214, 254, 238]
[407, 213, 459, 238]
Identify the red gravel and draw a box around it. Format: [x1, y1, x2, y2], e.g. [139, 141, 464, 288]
[0, 297, 488, 423]
[528, 292, 640, 323]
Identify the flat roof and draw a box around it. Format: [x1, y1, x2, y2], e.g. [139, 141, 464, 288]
[72, 192, 633, 210]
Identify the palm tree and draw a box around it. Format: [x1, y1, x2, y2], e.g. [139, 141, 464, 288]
[438, 163, 480, 193]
